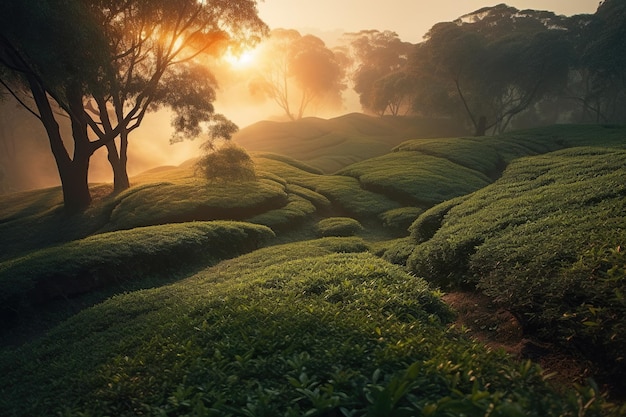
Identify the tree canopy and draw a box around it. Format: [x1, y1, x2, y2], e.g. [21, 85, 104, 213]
[406, 5, 573, 135]
[341, 3, 625, 135]
[249, 29, 346, 121]
[343, 30, 414, 116]
[0, 0, 266, 210]
[573, 0, 626, 122]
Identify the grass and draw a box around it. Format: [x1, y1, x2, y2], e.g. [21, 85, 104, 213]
[0, 221, 275, 328]
[1, 121, 626, 414]
[316, 216, 364, 237]
[338, 151, 491, 206]
[0, 242, 604, 417]
[234, 113, 469, 172]
[407, 146, 626, 389]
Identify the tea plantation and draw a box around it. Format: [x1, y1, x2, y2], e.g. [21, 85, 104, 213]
[1, 118, 625, 416]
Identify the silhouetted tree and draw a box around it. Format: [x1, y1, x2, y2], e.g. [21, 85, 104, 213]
[343, 30, 413, 115]
[571, 0, 626, 122]
[0, 0, 110, 211]
[407, 5, 573, 136]
[83, 0, 266, 193]
[249, 29, 346, 120]
[0, 0, 266, 210]
[369, 71, 416, 116]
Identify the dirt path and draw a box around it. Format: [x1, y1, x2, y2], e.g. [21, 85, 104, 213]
[442, 291, 593, 390]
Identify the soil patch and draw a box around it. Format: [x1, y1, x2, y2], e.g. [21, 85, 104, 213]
[442, 291, 593, 390]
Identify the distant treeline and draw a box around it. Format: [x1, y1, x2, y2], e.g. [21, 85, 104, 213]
[345, 1, 626, 135]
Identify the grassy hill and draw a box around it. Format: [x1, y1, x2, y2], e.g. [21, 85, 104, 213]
[1, 118, 626, 415]
[233, 113, 469, 173]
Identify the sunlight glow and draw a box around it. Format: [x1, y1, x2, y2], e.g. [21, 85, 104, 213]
[173, 35, 185, 51]
[223, 47, 258, 69]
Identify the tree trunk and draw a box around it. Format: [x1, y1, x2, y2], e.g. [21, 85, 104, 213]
[106, 139, 130, 192]
[58, 157, 92, 213]
[66, 83, 94, 212]
[28, 75, 92, 212]
[474, 116, 487, 136]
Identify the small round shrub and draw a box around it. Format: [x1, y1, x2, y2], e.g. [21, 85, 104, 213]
[316, 217, 363, 237]
[195, 144, 256, 182]
[380, 207, 424, 233]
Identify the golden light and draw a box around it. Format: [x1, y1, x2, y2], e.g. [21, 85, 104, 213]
[223, 47, 258, 69]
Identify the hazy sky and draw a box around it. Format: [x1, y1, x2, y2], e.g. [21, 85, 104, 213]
[257, 0, 601, 43]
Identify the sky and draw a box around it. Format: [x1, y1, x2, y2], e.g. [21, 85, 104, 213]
[256, 1, 601, 43]
[132, 0, 604, 179]
[1, 0, 605, 192]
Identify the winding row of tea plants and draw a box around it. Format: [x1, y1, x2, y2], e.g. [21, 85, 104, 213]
[0, 240, 606, 416]
[1, 120, 626, 415]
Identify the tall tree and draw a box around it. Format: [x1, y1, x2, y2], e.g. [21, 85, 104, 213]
[407, 5, 573, 136]
[368, 71, 416, 116]
[572, 0, 626, 122]
[0, 0, 266, 210]
[84, 0, 266, 192]
[249, 29, 346, 120]
[0, 0, 111, 211]
[343, 30, 413, 115]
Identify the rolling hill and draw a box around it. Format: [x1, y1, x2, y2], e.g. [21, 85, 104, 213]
[233, 113, 469, 173]
[1, 117, 625, 416]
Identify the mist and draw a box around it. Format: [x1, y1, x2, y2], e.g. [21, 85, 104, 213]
[0, 39, 358, 195]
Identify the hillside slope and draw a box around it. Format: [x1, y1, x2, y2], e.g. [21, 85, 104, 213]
[233, 113, 469, 172]
[1, 122, 626, 413]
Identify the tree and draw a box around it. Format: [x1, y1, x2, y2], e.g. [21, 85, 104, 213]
[570, 0, 626, 122]
[0, 0, 266, 211]
[84, 0, 265, 192]
[342, 30, 414, 115]
[368, 71, 416, 116]
[0, 0, 111, 211]
[250, 29, 346, 120]
[407, 5, 573, 136]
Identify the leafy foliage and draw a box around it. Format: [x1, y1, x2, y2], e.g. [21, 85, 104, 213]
[235, 113, 468, 173]
[407, 147, 626, 386]
[338, 150, 491, 206]
[246, 194, 316, 230]
[249, 29, 346, 120]
[343, 30, 415, 116]
[316, 217, 364, 237]
[379, 207, 424, 234]
[195, 144, 257, 183]
[0, 122, 625, 415]
[0, 247, 603, 417]
[0, 221, 274, 315]
[0, 0, 267, 209]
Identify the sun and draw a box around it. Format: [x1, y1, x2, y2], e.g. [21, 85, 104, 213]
[223, 47, 257, 69]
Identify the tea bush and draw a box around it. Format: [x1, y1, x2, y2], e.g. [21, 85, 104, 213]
[195, 144, 256, 182]
[316, 217, 364, 237]
[337, 151, 491, 206]
[0, 221, 275, 315]
[408, 147, 626, 388]
[0, 247, 607, 417]
[379, 207, 424, 234]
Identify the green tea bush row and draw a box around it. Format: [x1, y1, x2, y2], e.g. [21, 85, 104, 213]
[0, 221, 275, 314]
[247, 194, 317, 230]
[104, 179, 288, 231]
[0, 244, 608, 417]
[337, 151, 491, 206]
[379, 207, 424, 235]
[407, 147, 626, 388]
[316, 217, 364, 237]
